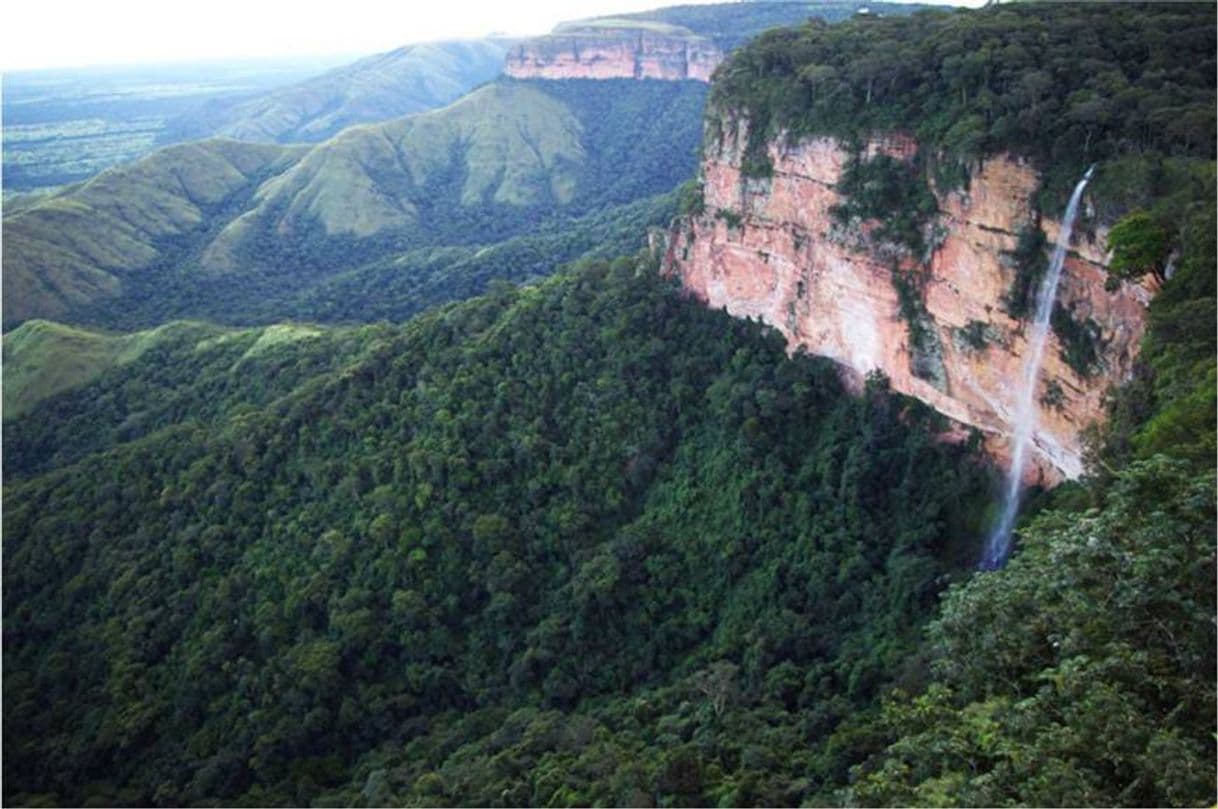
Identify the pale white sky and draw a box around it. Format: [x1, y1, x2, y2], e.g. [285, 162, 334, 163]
[2, 0, 977, 72]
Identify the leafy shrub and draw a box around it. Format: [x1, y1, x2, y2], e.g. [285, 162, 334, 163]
[1051, 302, 1106, 378]
[1107, 210, 1171, 284]
[676, 179, 706, 216]
[1001, 225, 1048, 320]
[831, 152, 937, 254]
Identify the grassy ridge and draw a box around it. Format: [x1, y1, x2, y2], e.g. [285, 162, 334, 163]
[3, 319, 372, 479]
[2, 139, 304, 325]
[4, 79, 706, 332]
[216, 81, 586, 244]
[3, 320, 168, 419]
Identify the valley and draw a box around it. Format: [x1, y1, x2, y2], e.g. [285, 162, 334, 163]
[2, 2, 1215, 807]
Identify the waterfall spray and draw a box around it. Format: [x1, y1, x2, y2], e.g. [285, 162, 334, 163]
[980, 165, 1095, 571]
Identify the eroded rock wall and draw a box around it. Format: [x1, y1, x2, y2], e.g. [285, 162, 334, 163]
[662, 116, 1152, 482]
[504, 29, 722, 82]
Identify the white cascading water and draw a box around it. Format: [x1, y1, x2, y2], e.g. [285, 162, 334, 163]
[980, 165, 1095, 570]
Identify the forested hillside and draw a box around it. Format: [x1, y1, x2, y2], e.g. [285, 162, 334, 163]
[4, 259, 995, 805]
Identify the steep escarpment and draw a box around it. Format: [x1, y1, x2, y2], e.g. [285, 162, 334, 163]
[661, 2, 1215, 483]
[504, 20, 722, 82]
[663, 118, 1152, 482]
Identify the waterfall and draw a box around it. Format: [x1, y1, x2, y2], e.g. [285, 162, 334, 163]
[980, 165, 1095, 571]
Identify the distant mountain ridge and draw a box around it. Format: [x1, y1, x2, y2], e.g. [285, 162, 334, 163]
[591, 2, 934, 51]
[4, 79, 706, 330]
[162, 39, 514, 145]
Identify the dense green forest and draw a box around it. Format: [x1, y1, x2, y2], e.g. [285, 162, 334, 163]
[4, 258, 997, 805]
[3, 2, 1215, 807]
[5, 222, 1213, 804]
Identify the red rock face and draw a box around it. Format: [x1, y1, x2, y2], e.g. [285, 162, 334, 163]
[662, 116, 1152, 483]
[504, 30, 722, 82]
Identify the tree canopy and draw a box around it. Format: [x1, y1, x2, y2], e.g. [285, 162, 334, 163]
[710, 3, 1215, 194]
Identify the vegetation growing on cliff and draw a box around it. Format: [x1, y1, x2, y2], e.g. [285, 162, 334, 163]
[888, 264, 946, 389]
[831, 151, 938, 255]
[1107, 211, 1172, 284]
[829, 149, 944, 386]
[1001, 224, 1049, 320]
[676, 178, 706, 216]
[1051, 302, 1106, 378]
[1093, 163, 1217, 473]
[954, 319, 993, 353]
[712, 3, 1215, 192]
[846, 153, 1217, 809]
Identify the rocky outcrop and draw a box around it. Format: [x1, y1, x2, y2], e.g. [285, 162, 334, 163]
[504, 23, 722, 82]
[661, 116, 1153, 483]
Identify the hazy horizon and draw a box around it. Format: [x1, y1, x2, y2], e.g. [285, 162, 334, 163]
[1, 0, 978, 72]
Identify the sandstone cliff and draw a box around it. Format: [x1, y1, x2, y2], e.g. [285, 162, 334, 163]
[504, 21, 722, 82]
[661, 116, 1153, 483]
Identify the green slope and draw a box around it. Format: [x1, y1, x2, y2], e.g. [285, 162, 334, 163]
[209, 80, 585, 247]
[4, 318, 371, 478]
[272, 190, 681, 324]
[206, 79, 706, 259]
[4, 79, 706, 331]
[2, 139, 305, 325]
[163, 39, 513, 146]
[3, 319, 224, 420]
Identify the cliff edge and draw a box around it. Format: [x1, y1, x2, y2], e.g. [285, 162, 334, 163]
[504, 20, 722, 82]
[662, 115, 1154, 483]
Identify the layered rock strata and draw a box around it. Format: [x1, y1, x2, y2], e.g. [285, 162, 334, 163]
[504, 25, 722, 82]
[661, 117, 1153, 483]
